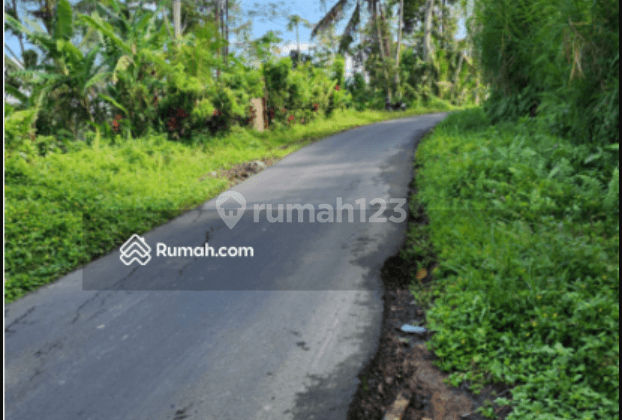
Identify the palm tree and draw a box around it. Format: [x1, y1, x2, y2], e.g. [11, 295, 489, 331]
[311, 0, 393, 101]
[311, 0, 360, 54]
[371, 0, 392, 102]
[287, 14, 312, 62]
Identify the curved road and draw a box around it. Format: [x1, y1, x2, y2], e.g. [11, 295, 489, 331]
[5, 113, 447, 420]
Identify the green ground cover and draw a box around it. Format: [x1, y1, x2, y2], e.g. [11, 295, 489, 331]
[405, 108, 619, 419]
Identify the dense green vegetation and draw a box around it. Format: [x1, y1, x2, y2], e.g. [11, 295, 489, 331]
[4, 0, 619, 416]
[475, 0, 619, 145]
[5, 0, 477, 153]
[4, 0, 471, 300]
[403, 0, 619, 418]
[408, 110, 618, 419]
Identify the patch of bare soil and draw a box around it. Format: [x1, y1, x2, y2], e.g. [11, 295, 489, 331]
[347, 171, 515, 420]
[199, 156, 281, 184]
[200, 124, 372, 183]
[220, 158, 279, 180]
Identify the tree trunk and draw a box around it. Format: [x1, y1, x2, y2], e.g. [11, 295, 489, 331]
[220, 2, 226, 71]
[441, 0, 445, 37]
[173, 0, 181, 40]
[296, 24, 300, 63]
[221, 4, 225, 42]
[83, 96, 95, 124]
[394, 0, 403, 99]
[396, 0, 403, 64]
[225, 0, 229, 64]
[373, 3, 383, 57]
[374, 0, 392, 103]
[423, 0, 434, 63]
[329, 23, 336, 58]
[451, 52, 464, 100]
[378, 1, 391, 61]
[215, 0, 220, 79]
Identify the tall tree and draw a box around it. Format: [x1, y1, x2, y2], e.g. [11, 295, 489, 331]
[423, 0, 434, 62]
[173, 0, 181, 40]
[214, 0, 221, 78]
[373, 0, 392, 102]
[395, 0, 404, 99]
[287, 14, 311, 63]
[377, 0, 391, 59]
[224, 0, 229, 63]
[312, 0, 396, 99]
[311, 0, 347, 49]
[337, 0, 361, 53]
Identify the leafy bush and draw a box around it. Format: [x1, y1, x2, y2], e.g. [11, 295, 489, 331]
[423, 96, 454, 112]
[5, 106, 70, 158]
[407, 110, 619, 420]
[264, 57, 292, 113]
[263, 58, 338, 124]
[346, 73, 369, 111]
[5, 107, 37, 151]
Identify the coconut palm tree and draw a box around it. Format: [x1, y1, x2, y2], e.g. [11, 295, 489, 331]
[311, 0, 363, 55]
[286, 14, 312, 62]
[312, 0, 394, 99]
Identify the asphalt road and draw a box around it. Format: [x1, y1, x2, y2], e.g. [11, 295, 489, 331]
[5, 113, 447, 420]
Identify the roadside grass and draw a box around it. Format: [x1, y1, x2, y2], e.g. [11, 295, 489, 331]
[404, 108, 619, 419]
[4, 105, 453, 304]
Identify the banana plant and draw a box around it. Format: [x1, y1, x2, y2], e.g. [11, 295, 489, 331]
[80, 0, 170, 73]
[79, 0, 173, 136]
[5, 0, 111, 138]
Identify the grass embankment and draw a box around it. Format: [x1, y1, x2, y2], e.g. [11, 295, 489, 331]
[404, 109, 619, 419]
[5, 104, 453, 304]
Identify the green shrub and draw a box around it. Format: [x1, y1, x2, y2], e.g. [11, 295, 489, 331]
[346, 73, 369, 111]
[264, 57, 292, 114]
[5, 108, 38, 151]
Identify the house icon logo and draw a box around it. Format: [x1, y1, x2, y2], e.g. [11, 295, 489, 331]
[216, 191, 246, 229]
[119, 234, 152, 266]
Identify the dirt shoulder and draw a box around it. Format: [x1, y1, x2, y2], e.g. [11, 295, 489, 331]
[346, 169, 516, 420]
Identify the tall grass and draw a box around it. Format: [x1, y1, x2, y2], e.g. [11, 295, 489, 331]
[473, 0, 619, 145]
